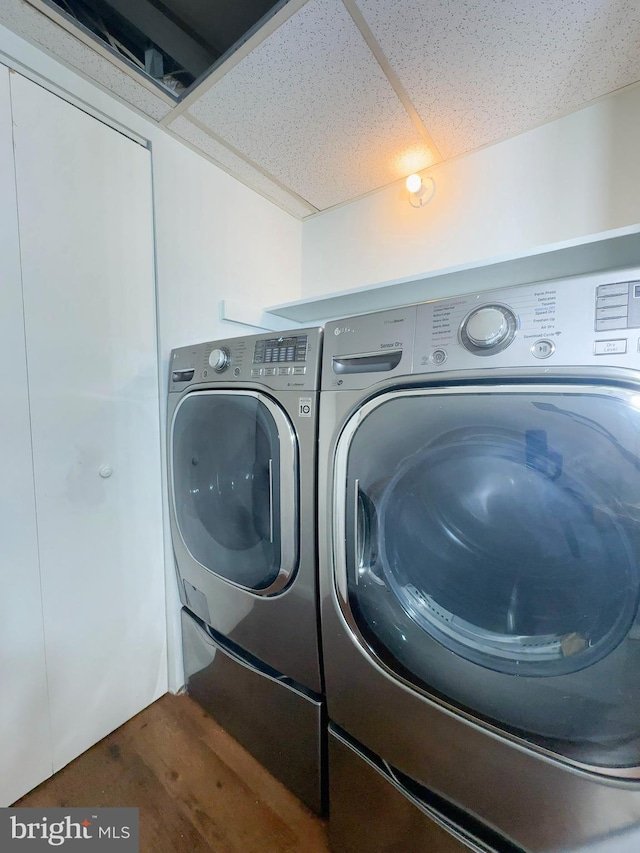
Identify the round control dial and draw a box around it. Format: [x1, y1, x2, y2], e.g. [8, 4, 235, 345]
[208, 347, 230, 372]
[460, 304, 517, 355]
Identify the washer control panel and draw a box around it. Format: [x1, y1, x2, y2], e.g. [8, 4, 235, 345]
[169, 327, 322, 392]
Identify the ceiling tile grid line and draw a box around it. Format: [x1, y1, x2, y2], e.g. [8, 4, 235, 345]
[185, 0, 439, 209]
[6, 0, 174, 119]
[354, 0, 640, 160]
[340, 0, 443, 162]
[167, 115, 318, 218]
[179, 112, 320, 211]
[158, 0, 314, 127]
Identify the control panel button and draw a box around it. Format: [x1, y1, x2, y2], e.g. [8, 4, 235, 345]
[430, 349, 447, 365]
[596, 318, 626, 331]
[277, 367, 291, 375]
[596, 306, 629, 320]
[292, 367, 307, 375]
[531, 339, 555, 359]
[264, 367, 276, 376]
[594, 339, 627, 355]
[460, 304, 517, 355]
[208, 347, 230, 372]
[251, 368, 263, 377]
[597, 294, 628, 308]
[597, 283, 629, 297]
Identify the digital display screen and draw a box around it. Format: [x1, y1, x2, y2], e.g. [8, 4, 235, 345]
[253, 335, 308, 364]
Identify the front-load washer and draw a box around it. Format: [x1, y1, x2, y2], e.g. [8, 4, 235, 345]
[168, 328, 324, 813]
[319, 270, 640, 851]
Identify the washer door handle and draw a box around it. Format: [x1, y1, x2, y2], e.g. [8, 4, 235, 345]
[268, 458, 274, 543]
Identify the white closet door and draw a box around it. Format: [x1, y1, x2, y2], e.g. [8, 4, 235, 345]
[11, 74, 167, 772]
[0, 67, 53, 806]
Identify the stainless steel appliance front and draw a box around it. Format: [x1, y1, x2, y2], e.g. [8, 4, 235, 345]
[168, 327, 325, 813]
[319, 268, 640, 851]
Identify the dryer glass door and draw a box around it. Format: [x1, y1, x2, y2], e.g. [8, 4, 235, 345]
[336, 384, 640, 772]
[172, 390, 298, 593]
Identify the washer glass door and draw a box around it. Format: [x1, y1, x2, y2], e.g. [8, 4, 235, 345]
[172, 390, 298, 593]
[337, 385, 640, 771]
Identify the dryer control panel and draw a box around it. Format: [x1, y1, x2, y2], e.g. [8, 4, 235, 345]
[169, 326, 322, 393]
[412, 268, 640, 376]
[321, 267, 640, 389]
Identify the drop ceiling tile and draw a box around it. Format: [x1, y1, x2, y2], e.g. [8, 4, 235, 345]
[187, 0, 438, 210]
[355, 0, 640, 159]
[1, 0, 173, 120]
[168, 115, 318, 218]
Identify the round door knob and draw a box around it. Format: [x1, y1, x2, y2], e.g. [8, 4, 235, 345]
[208, 347, 230, 372]
[460, 305, 517, 355]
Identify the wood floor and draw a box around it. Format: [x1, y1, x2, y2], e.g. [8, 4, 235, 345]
[16, 693, 331, 853]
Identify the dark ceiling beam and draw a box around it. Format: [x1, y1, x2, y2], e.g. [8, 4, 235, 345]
[104, 0, 214, 76]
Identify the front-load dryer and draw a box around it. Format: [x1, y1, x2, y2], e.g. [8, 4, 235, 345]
[319, 270, 640, 850]
[168, 328, 324, 813]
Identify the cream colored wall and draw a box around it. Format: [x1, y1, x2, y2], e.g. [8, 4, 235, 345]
[301, 84, 640, 299]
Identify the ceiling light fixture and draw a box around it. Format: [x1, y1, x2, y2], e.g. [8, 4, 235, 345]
[405, 174, 436, 208]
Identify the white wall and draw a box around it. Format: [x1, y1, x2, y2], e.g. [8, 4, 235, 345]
[152, 131, 301, 692]
[0, 24, 303, 692]
[301, 84, 640, 298]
